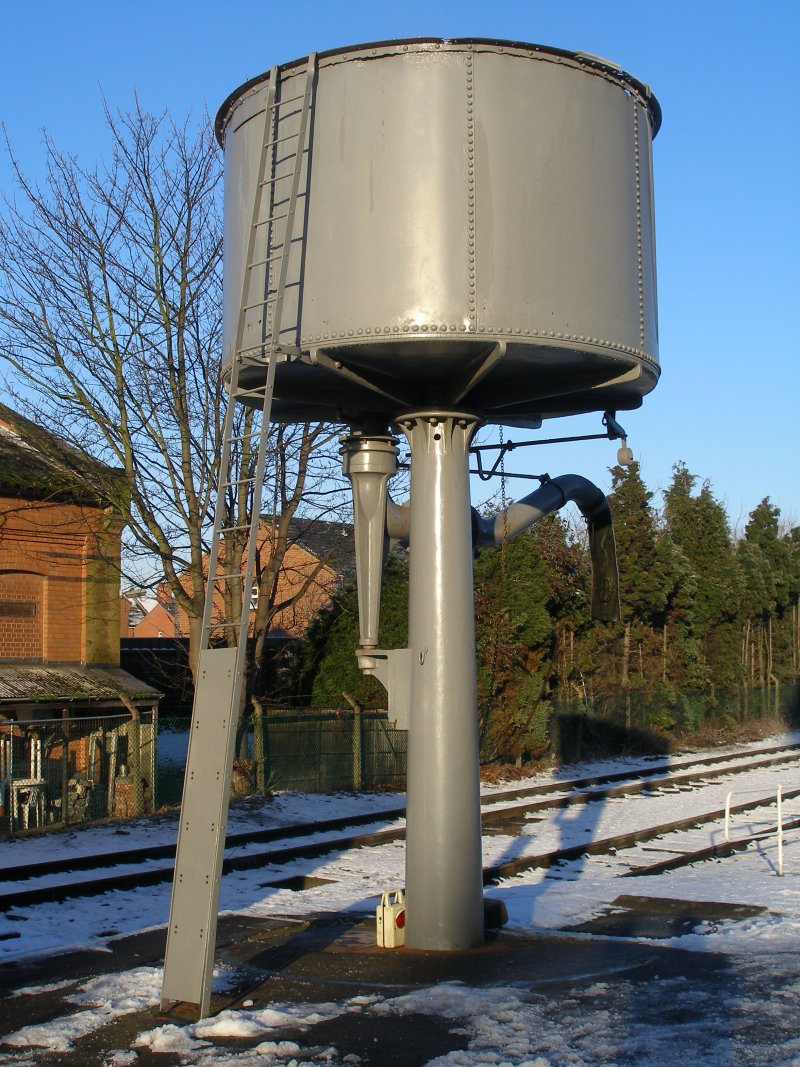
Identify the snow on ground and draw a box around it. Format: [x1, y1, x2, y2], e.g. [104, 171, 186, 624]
[2, 732, 800, 1064]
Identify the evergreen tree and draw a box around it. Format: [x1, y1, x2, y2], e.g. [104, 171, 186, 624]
[608, 463, 671, 624]
[292, 552, 409, 706]
[473, 522, 555, 761]
[784, 526, 800, 680]
[604, 462, 673, 694]
[741, 498, 796, 687]
[663, 463, 741, 688]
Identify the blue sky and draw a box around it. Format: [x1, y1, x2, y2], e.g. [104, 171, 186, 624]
[1, 1, 798, 528]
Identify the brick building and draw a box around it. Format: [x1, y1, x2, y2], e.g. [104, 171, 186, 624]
[0, 404, 159, 721]
[121, 592, 177, 639]
[171, 518, 355, 641]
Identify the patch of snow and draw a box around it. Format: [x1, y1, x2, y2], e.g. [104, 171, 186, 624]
[3, 731, 800, 1064]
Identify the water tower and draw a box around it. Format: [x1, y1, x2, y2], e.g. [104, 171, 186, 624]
[162, 38, 660, 1015]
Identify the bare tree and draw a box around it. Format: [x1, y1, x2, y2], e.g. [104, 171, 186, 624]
[0, 103, 346, 679]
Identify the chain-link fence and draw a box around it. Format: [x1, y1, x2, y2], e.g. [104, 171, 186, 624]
[544, 682, 800, 764]
[155, 708, 407, 807]
[6, 684, 794, 835]
[0, 711, 156, 836]
[1, 707, 407, 836]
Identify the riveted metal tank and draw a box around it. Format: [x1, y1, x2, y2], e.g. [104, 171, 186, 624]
[216, 38, 661, 426]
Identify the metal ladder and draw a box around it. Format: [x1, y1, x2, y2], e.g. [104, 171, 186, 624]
[161, 53, 316, 1018]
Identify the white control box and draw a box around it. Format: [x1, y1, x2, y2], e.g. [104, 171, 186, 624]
[376, 889, 406, 948]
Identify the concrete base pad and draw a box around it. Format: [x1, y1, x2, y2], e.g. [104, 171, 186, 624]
[565, 894, 767, 939]
[0, 906, 768, 1066]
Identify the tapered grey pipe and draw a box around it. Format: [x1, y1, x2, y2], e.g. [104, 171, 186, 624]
[341, 434, 399, 648]
[398, 410, 485, 950]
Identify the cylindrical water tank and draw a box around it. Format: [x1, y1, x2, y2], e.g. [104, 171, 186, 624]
[217, 38, 660, 426]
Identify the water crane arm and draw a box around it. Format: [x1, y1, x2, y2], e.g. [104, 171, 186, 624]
[386, 497, 411, 545]
[472, 475, 620, 621]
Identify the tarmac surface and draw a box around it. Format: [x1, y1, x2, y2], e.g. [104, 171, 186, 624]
[0, 896, 779, 1065]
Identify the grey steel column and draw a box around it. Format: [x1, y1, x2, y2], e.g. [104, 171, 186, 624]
[398, 410, 484, 950]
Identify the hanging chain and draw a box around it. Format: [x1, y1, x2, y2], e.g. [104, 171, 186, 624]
[499, 425, 509, 584]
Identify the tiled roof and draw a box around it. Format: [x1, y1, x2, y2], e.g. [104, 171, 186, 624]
[261, 516, 356, 577]
[0, 403, 125, 507]
[0, 666, 161, 705]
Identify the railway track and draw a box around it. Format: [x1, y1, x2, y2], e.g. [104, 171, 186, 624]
[1, 740, 797, 914]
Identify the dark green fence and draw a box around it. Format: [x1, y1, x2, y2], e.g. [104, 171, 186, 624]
[250, 708, 407, 793]
[544, 682, 800, 763]
[1, 711, 156, 836]
[7, 684, 791, 833]
[154, 708, 407, 808]
[1, 707, 407, 834]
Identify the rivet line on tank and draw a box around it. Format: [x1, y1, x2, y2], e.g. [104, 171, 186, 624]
[300, 325, 647, 361]
[633, 101, 646, 348]
[466, 49, 477, 326]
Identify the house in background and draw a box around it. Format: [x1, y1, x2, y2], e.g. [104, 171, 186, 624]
[121, 590, 177, 639]
[0, 405, 160, 828]
[169, 516, 355, 642]
[117, 517, 355, 706]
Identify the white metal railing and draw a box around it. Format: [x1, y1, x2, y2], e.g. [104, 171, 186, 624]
[724, 786, 784, 876]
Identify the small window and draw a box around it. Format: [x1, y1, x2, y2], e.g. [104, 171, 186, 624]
[0, 601, 36, 618]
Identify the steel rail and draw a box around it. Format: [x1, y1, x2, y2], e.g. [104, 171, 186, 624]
[3, 741, 796, 885]
[1, 743, 797, 912]
[484, 788, 800, 883]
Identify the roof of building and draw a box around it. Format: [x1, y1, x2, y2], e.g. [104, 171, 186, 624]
[122, 592, 166, 628]
[0, 403, 125, 508]
[265, 516, 356, 578]
[0, 666, 161, 707]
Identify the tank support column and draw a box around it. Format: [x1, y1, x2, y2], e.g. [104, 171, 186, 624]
[398, 410, 485, 950]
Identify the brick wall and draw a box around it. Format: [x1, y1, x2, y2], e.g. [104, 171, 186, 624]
[173, 536, 339, 640]
[0, 572, 43, 659]
[0, 494, 123, 666]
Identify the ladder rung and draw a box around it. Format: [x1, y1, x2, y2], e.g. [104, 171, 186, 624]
[269, 90, 306, 108]
[222, 477, 256, 488]
[252, 217, 291, 235]
[235, 342, 300, 359]
[219, 524, 252, 533]
[274, 104, 304, 120]
[228, 431, 261, 443]
[258, 157, 307, 187]
[232, 382, 270, 394]
[249, 211, 290, 240]
[265, 130, 303, 150]
[243, 288, 279, 303]
[241, 288, 282, 311]
[214, 573, 247, 581]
